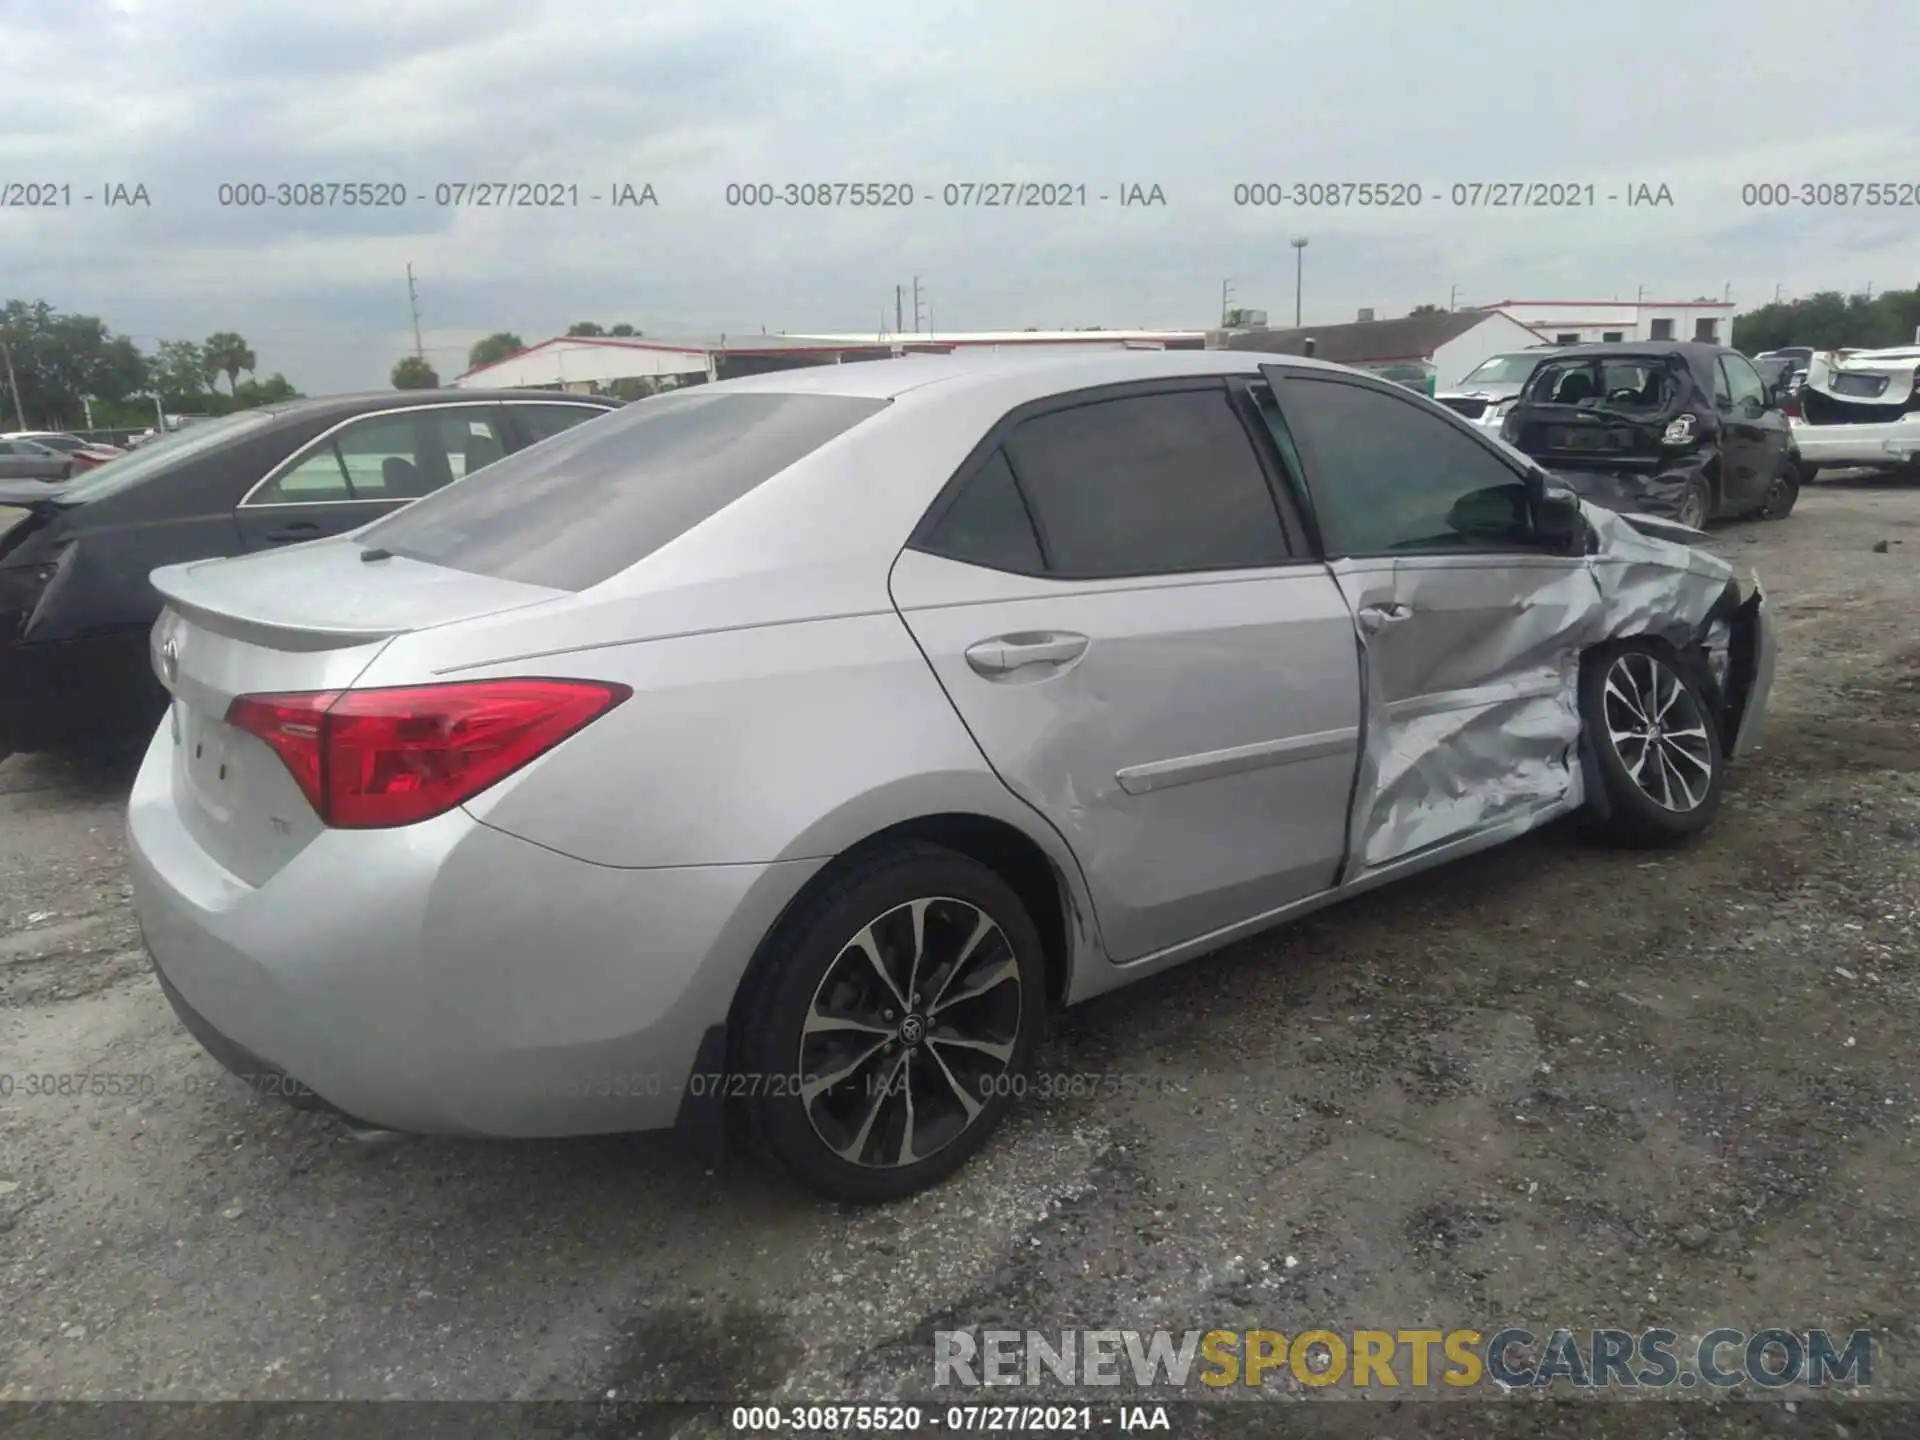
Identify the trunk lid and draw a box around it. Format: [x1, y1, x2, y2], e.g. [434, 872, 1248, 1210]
[148, 538, 570, 885]
[1509, 404, 1665, 469]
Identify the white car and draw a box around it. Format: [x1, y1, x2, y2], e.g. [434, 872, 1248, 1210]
[1433, 349, 1562, 430]
[1791, 347, 1920, 474]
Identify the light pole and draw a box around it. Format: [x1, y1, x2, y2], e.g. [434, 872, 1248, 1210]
[1290, 237, 1308, 327]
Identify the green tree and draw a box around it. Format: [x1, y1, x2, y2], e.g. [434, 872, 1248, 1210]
[150, 340, 215, 410]
[202, 331, 257, 396]
[1407, 303, 1447, 316]
[566, 321, 605, 337]
[392, 355, 440, 389]
[467, 332, 524, 370]
[234, 373, 302, 406]
[1732, 285, 1920, 353]
[1, 299, 154, 426]
[608, 323, 639, 337]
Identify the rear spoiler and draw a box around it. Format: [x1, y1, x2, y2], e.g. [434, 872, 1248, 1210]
[150, 562, 405, 651]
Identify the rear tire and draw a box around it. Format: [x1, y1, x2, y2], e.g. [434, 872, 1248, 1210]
[1755, 464, 1800, 520]
[1580, 640, 1725, 847]
[737, 842, 1046, 1203]
[1675, 476, 1712, 530]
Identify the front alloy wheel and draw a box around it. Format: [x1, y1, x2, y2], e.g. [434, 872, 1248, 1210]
[1579, 639, 1725, 846]
[1601, 652, 1714, 813]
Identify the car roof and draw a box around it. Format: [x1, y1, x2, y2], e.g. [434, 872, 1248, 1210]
[687, 348, 1358, 404]
[1537, 341, 1723, 360]
[243, 389, 624, 423]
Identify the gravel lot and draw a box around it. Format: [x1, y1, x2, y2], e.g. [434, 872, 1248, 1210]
[2, 477, 1917, 1428]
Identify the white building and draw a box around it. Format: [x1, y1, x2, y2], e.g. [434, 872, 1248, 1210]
[455, 329, 1208, 390]
[1215, 308, 1550, 391]
[1481, 299, 1737, 347]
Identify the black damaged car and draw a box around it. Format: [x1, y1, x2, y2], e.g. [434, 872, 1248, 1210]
[1500, 342, 1804, 530]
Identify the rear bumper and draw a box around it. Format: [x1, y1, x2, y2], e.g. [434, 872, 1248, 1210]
[1790, 418, 1920, 467]
[0, 628, 165, 753]
[126, 722, 825, 1137]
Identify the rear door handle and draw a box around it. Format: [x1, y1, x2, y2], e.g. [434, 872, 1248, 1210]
[264, 521, 321, 544]
[964, 631, 1090, 676]
[1357, 602, 1413, 634]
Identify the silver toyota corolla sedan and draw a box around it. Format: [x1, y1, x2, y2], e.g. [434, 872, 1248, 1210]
[128, 350, 1776, 1202]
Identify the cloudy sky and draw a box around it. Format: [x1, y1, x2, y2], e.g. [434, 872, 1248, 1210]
[2, 0, 1915, 392]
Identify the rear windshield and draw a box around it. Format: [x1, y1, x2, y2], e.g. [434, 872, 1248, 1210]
[60, 412, 275, 502]
[1461, 354, 1544, 385]
[1524, 358, 1678, 412]
[361, 389, 888, 590]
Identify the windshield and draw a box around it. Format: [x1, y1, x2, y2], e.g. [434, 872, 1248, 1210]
[19, 434, 83, 452]
[59, 411, 275, 501]
[1524, 357, 1677, 412]
[1461, 354, 1546, 385]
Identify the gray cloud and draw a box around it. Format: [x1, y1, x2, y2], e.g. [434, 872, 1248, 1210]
[2, 0, 1915, 391]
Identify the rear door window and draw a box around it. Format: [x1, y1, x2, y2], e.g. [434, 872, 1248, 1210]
[363, 391, 887, 589]
[247, 407, 508, 505]
[996, 386, 1291, 578]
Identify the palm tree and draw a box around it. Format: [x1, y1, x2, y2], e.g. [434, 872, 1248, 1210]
[202, 332, 257, 396]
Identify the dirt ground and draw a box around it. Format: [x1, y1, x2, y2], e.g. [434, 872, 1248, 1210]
[2, 477, 1917, 1432]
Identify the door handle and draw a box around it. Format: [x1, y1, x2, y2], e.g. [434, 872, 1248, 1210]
[1357, 602, 1413, 634]
[264, 521, 321, 544]
[964, 631, 1090, 676]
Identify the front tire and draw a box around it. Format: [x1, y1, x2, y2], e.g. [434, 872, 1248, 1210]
[1755, 464, 1800, 519]
[1581, 640, 1725, 846]
[738, 843, 1045, 1203]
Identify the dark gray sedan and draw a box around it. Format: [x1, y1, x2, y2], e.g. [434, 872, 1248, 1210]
[0, 387, 620, 756]
[0, 437, 74, 481]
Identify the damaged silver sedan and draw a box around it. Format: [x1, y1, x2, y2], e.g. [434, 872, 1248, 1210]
[128, 350, 1773, 1204]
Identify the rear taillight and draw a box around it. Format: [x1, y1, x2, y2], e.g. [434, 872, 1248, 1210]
[226, 679, 630, 829]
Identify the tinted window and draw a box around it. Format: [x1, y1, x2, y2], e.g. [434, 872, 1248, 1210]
[1277, 378, 1536, 556]
[60, 411, 275, 502]
[516, 403, 613, 444]
[920, 449, 1043, 572]
[1720, 354, 1767, 408]
[364, 390, 887, 590]
[249, 408, 507, 505]
[999, 387, 1288, 578]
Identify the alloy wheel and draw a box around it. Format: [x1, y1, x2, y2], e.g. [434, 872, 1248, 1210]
[1677, 488, 1709, 530]
[798, 896, 1023, 1169]
[1601, 652, 1715, 812]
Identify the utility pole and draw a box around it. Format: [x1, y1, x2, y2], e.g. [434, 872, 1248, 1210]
[1290, 238, 1308, 327]
[1449, 284, 1460, 311]
[406, 264, 425, 359]
[0, 336, 25, 430]
[896, 285, 903, 335]
[1774, 283, 1784, 303]
[1221, 278, 1234, 327]
[913, 277, 925, 332]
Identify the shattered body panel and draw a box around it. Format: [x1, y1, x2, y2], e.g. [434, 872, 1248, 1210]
[1540, 449, 1715, 522]
[1340, 500, 1770, 878]
[1793, 348, 1920, 470]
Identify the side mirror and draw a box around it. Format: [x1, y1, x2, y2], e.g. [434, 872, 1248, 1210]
[1533, 474, 1585, 550]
